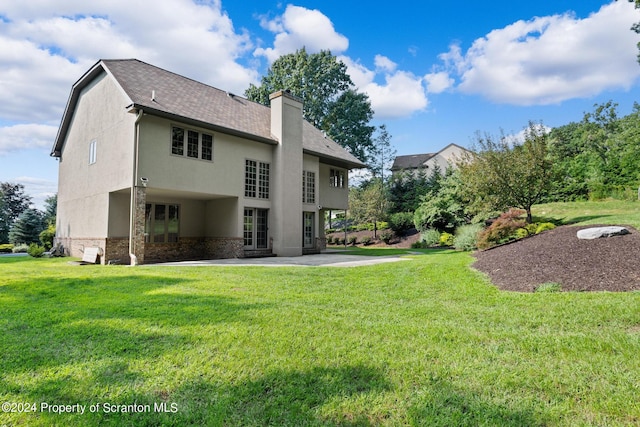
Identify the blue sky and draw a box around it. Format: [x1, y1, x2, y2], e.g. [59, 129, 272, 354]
[1, 0, 639, 208]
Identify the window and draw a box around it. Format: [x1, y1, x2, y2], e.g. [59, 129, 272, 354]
[245, 160, 270, 199]
[302, 171, 315, 204]
[187, 130, 199, 158]
[145, 203, 179, 243]
[201, 134, 213, 161]
[171, 126, 213, 161]
[259, 163, 270, 199]
[89, 140, 97, 165]
[245, 160, 257, 198]
[330, 168, 345, 188]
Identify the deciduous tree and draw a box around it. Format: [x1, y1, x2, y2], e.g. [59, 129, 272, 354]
[245, 48, 375, 162]
[459, 122, 554, 223]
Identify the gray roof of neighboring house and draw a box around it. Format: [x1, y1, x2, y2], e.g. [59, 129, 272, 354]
[390, 153, 435, 171]
[390, 143, 471, 171]
[52, 59, 365, 169]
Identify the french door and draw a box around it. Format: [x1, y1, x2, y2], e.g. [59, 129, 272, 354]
[244, 208, 268, 249]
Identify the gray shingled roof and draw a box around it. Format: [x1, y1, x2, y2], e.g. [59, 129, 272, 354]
[52, 59, 365, 169]
[391, 153, 435, 171]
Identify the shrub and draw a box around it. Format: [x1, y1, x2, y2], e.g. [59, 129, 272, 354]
[347, 235, 358, 246]
[27, 243, 45, 258]
[336, 238, 345, 245]
[536, 222, 556, 234]
[453, 223, 484, 251]
[0, 244, 14, 253]
[361, 236, 372, 246]
[420, 229, 441, 247]
[39, 224, 56, 250]
[535, 282, 562, 293]
[477, 208, 527, 249]
[439, 232, 454, 246]
[12, 243, 29, 253]
[389, 212, 414, 235]
[380, 231, 393, 244]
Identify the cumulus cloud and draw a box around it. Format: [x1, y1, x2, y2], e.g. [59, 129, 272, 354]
[340, 56, 428, 119]
[254, 5, 348, 62]
[424, 71, 454, 94]
[0, 124, 58, 155]
[441, 1, 640, 105]
[0, 0, 258, 126]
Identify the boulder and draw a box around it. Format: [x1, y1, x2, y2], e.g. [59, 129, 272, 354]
[576, 226, 630, 240]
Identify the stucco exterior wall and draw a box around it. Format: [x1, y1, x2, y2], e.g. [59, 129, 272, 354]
[425, 144, 466, 172]
[57, 71, 135, 243]
[136, 115, 273, 197]
[318, 163, 348, 210]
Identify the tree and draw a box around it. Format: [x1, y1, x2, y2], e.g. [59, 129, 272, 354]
[349, 178, 390, 238]
[9, 208, 45, 245]
[459, 122, 554, 223]
[367, 124, 396, 180]
[413, 168, 469, 232]
[0, 182, 32, 243]
[245, 48, 375, 162]
[627, 0, 640, 63]
[43, 194, 57, 226]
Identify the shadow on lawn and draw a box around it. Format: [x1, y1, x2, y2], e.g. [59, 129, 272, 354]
[1, 274, 267, 376]
[407, 377, 548, 426]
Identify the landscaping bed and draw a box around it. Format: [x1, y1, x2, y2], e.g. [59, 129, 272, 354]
[473, 224, 640, 292]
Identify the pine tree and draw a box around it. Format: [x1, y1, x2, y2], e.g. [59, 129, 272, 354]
[9, 209, 45, 245]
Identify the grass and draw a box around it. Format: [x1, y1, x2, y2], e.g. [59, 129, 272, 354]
[533, 199, 640, 229]
[1, 200, 639, 426]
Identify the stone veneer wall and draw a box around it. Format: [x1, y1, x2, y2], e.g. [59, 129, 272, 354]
[54, 236, 107, 264]
[144, 237, 244, 263]
[55, 236, 244, 265]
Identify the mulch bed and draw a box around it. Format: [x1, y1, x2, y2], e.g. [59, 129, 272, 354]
[472, 224, 640, 292]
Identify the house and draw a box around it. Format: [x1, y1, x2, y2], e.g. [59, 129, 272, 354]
[390, 143, 470, 178]
[51, 59, 365, 265]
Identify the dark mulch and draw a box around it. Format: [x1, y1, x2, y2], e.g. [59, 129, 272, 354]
[472, 225, 640, 292]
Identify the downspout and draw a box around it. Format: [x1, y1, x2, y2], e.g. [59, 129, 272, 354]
[129, 109, 144, 265]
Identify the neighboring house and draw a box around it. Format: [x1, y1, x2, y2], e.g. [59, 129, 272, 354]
[390, 143, 470, 178]
[51, 59, 365, 265]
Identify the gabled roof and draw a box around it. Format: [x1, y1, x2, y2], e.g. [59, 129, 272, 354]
[52, 59, 365, 169]
[390, 153, 435, 171]
[391, 143, 470, 171]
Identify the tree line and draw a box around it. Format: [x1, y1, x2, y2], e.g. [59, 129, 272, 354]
[0, 183, 56, 248]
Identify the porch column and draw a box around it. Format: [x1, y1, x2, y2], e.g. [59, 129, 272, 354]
[130, 186, 146, 265]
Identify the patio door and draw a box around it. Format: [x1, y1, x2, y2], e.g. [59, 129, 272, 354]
[303, 212, 315, 249]
[244, 208, 268, 249]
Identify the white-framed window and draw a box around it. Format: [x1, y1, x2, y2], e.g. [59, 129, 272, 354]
[171, 126, 213, 161]
[89, 139, 97, 165]
[144, 203, 179, 243]
[245, 159, 269, 199]
[330, 168, 345, 188]
[302, 171, 315, 204]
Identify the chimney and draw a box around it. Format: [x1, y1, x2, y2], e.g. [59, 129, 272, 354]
[269, 90, 304, 256]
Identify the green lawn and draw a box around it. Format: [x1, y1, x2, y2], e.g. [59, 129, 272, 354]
[1, 201, 639, 426]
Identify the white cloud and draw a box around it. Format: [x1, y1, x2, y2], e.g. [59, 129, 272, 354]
[13, 176, 58, 209]
[374, 55, 397, 73]
[424, 71, 454, 94]
[0, 0, 258, 128]
[340, 56, 428, 119]
[442, 1, 640, 105]
[254, 5, 348, 62]
[0, 124, 58, 155]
